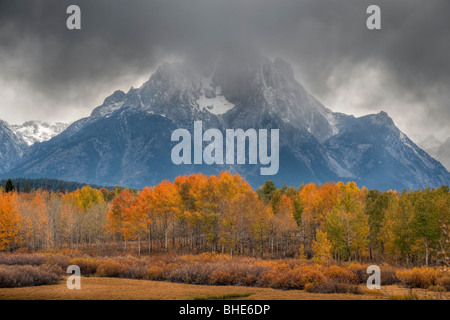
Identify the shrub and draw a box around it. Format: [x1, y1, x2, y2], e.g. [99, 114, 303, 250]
[427, 285, 446, 292]
[259, 264, 327, 290]
[380, 265, 399, 285]
[168, 263, 213, 284]
[96, 259, 127, 277]
[121, 262, 149, 279]
[2, 252, 413, 295]
[0, 264, 61, 288]
[206, 261, 267, 286]
[51, 249, 81, 257]
[208, 270, 235, 285]
[305, 279, 361, 294]
[147, 266, 165, 281]
[396, 267, 442, 289]
[389, 293, 422, 300]
[45, 254, 71, 270]
[258, 262, 294, 288]
[437, 275, 450, 291]
[69, 257, 100, 275]
[346, 263, 399, 285]
[324, 265, 358, 284]
[181, 253, 214, 263]
[0, 254, 46, 266]
[289, 266, 327, 289]
[347, 263, 369, 283]
[13, 248, 34, 254]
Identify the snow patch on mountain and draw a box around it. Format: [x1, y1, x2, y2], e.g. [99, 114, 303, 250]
[399, 132, 435, 170]
[94, 101, 125, 118]
[197, 86, 235, 115]
[328, 155, 355, 178]
[323, 112, 339, 136]
[11, 121, 70, 146]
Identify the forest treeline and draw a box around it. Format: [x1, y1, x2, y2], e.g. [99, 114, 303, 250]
[0, 173, 448, 266]
[0, 177, 111, 193]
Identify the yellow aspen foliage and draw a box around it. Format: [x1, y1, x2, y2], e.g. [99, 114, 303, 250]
[312, 229, 332, 264]
[74, 186, 104, 211]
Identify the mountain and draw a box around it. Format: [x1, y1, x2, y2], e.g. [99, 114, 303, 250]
[419, 135, 450, 172]
[418, 135, 442, 157]
[0, 120, 27, 174]
[0, 119, 70, 174]
[11, 120, 69, 146]
[3, 52, 450, 190]
[434, 138, 450, 172]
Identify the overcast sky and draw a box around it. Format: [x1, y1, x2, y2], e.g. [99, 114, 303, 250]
[0, 0, 449, 143]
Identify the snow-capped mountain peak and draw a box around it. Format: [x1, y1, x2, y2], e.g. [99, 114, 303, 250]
[11, 120, 70, 146]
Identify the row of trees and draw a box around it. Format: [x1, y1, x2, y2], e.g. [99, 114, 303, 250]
[2, 178, 109, 193]
[0, 173, 448, 265]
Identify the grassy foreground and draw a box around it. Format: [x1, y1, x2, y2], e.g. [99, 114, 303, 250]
[0, 276, 447, 300]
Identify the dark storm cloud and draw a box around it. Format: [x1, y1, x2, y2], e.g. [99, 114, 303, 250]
[0, 0, 449, 140]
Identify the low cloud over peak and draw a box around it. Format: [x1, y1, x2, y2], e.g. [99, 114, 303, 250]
[1, 0, 449, 142]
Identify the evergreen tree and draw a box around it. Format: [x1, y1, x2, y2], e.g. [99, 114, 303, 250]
[4, 179, 14, 193]
[23, 182, 33, 193]
[257, 180, 277, 203]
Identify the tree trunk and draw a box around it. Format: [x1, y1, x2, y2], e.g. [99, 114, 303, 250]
[138, 234, 141, 256]
[148, 229, 152, 254]
[164, 228, 168, 252]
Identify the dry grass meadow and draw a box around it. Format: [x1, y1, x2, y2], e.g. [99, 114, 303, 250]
[0, 276, 448, 300]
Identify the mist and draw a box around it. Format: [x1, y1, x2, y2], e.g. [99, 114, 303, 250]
[0, 0, 449, 142]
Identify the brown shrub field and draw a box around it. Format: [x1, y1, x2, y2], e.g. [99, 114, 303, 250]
[0, 251, 448, 298]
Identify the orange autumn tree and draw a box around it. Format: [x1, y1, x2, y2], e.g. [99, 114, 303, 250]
[188, 174, 222, 250]
[30, 190, 50, 250]
[219, 185, 256, 256]
[197, 172, 252, 252]
[128, 187, 154, 255]
[106, 189, 135, 251]
[149, 180, 181, 252]
[218, 172, 253, 242]
[0, 173, 445, 263]
[174, 174, 206, 251]
[0, 191, 21, 251]
[14, 192, 34, 249]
